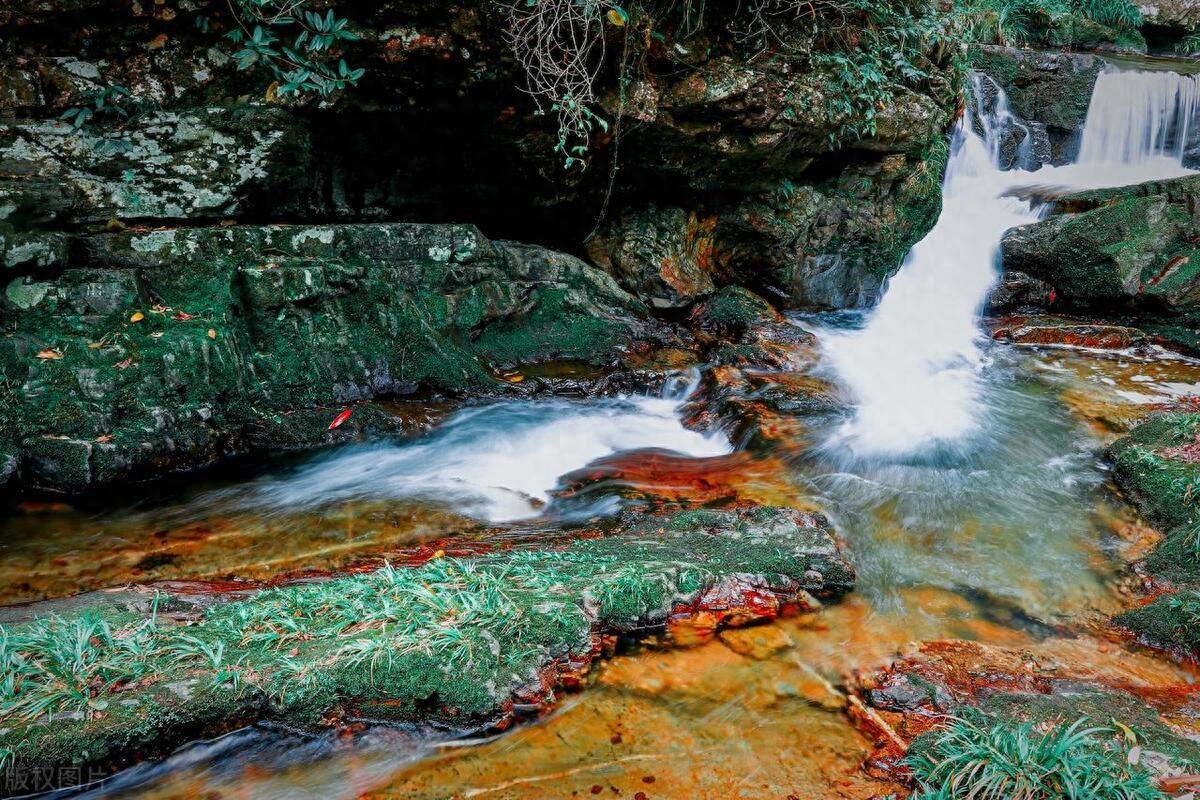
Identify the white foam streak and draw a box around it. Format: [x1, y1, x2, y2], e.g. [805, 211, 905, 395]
[237, 375, 729, 523]
[821, 69, 1199, 458]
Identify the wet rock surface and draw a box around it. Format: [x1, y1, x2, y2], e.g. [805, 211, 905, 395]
[0, 223, 666, 493]
[0, 505, 853, 789]
[1002, 174, 1200, 314]
[969, 46, 1104, 165]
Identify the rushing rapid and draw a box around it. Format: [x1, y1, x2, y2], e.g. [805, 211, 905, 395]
[819, 67, 1199, 458]
[215, 374, 729, 523]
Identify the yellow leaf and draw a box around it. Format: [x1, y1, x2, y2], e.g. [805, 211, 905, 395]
[129, 312, 145, 323]
[36, 348, 64, 360]
[606, 7, 627, 25]
[207, 328, 217, 340]
[88, 342, 103, 349]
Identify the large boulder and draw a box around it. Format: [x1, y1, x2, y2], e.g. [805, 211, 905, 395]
[0, 223, 662, 492]
[969, 46, 1104, 166]
[586, 206, 720, 309]
[1001, 174, 1200, 312]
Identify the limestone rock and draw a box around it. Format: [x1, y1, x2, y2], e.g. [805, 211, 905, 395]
[0, 106, 312, 225]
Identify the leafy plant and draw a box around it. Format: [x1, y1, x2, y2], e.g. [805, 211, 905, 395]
[905, 712, 1162, 800]
[953, 0, 1143, 47]
[226, 1, 364, 98]
[60, 85, 133, 132]
[1164, 590, 1200, 650]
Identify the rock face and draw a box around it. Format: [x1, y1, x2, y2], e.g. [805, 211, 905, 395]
[0, 108, 312, 225]
[969, 46, 1104, 166]
[0, 0, 964, 492]
[1001, 175, 1200, 312]
[1, 223, 661, 492]
[591, 154, 946, 310]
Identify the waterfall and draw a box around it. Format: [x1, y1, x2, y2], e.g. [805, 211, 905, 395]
[820, 68, 1199, 459]
[1077, 69, 1200, 167]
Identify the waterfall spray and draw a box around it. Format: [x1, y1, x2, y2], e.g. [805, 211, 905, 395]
[820, 68, 1199, 458]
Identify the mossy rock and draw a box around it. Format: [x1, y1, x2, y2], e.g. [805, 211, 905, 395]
[0, 223, 662, 492]
[0, 506, 852, 788]
[1002, 176, 1200, 312]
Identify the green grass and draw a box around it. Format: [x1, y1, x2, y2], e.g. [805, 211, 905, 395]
[1116, 589, 1200, 656]
[0, 507, 851, 780]
[954, 0, 1143, 46]
[905, 712, 1163, 799]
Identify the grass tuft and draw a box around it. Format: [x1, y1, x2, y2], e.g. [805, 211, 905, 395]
[905, 712, 1162, 800]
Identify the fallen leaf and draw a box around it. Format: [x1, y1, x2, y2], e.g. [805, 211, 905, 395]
[36, 348, 64, 360]
[328, 408, 353, 430]
[207, 328, 217, 339]
[149, 332, 164, 339]
[130, 312, 145, 323]
[150, 304, 171, 314]
[172, 311, 194, 321]
[95, 434, 114, 443]
[114, 358, 134, 370]
[88, 342, 104, 349]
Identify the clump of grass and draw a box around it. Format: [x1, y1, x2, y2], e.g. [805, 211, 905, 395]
[0, 509, 844, 733]
[905, 712, 1162, 800]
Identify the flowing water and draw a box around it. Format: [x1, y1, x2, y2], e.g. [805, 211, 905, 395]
[819, 68, 1199, 459]
[8, 65, 1200, 799]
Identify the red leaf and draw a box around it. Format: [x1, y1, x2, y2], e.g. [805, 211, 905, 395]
[1048, 288, 1057, 304]
[328, 408, 353, 430]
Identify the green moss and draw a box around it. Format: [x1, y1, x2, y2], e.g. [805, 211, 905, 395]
[1110, 413, 1200, 650]
[690, 286, 778, 339]
[1115, 591, 1200, 656]
[0, 506, 851, 784]
[1, 223, 656, 491]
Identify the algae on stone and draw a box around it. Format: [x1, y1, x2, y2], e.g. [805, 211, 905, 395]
[0, 506, 852, 787]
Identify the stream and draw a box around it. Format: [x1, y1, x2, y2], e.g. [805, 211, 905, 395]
[6, 63, 1200, 800]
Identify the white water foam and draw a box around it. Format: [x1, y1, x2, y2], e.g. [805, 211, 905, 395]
[232, 374, 729, 523]
[820, 68, 1200, 458]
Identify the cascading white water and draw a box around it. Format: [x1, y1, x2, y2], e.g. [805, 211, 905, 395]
[219, 373, 729, 523]
[821, 68, 1199, 458]
[1078, 69, 1199, 167]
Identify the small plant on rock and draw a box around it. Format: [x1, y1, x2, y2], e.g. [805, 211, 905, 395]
[226, 0, 364, 98]
[904, 712, 1162, 800]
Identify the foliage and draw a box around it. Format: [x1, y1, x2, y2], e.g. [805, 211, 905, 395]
[905, 712, 1163, 800]
[60, 85, 133, 131]
[225, 0, 364, 98]
[1178, 31, 1200, 54]
[953, 0, 1142, 47]
[805, 0, 954, 145]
